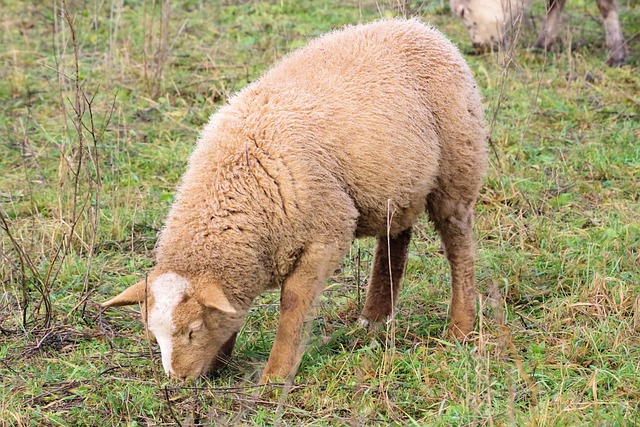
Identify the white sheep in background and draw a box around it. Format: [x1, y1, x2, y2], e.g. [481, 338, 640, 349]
[102, 18, 488, 383]
[451, 0, 628, 66]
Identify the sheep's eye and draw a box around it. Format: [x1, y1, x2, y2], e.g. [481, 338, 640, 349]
[188, 322, 204, 341]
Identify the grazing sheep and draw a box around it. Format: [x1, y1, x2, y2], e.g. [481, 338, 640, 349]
[102, 18, 488, 383]
[451, 0, 628, 66]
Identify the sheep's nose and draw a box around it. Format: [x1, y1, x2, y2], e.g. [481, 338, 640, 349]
[167, 369, 189, 382]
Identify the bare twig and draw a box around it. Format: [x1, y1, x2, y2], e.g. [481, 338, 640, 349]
[0, 208, 48, 326]
[162, 386, 183, 427]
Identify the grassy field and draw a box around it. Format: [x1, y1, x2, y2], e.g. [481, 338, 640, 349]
[1, 0, 639, 425]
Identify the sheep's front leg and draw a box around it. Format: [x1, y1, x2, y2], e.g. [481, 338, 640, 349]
[260, 242, 344, 384]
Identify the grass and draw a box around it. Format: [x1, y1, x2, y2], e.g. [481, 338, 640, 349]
[1, 0, 639, 425]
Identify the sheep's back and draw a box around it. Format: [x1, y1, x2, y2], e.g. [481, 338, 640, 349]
[175, 19, 487, 255]
[225, 19, 486, 237]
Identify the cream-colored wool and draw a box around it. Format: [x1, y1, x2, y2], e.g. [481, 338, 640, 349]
[103, 18, 488, 383]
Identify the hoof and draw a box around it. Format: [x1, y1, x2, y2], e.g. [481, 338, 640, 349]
[357, 317, 371, 328]
[358, 315, 392, 331]
[447, 324, 474, 342]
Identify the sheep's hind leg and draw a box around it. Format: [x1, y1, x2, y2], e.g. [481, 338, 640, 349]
[359, 227, 412, 326]
[260, 241, 346, 384]
[427, 192, 478, 340]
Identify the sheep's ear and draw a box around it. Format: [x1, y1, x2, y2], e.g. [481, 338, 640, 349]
[195, 284, 237, 315]
[102, 280, 148, 307]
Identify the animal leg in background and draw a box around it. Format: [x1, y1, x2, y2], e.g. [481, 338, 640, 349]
[535, 0, 627, 66]
[360, 227, 412, 325]
[428, 191, 479, 340]
[535, 0, 567, 50]
[260, 242, 345, 383]
[596, 0, 627, 66]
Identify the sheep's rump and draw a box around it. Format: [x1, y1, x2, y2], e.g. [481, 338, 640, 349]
[192, 19, 486, 239]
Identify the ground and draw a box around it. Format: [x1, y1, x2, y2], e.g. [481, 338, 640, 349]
[1, 0, 639, 426]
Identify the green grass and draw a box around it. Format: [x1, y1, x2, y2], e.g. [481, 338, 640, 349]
[1, 0, 639, 425]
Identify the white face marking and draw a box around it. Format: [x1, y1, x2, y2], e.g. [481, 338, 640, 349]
[147, 272, 190, 376]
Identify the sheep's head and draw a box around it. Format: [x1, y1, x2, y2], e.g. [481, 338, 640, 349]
[102, 271, 244, 381]
[450, 0, 528, 48]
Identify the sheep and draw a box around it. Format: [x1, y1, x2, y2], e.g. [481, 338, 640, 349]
[101, 18, 488, 383]
[450, 0, 628, 66]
